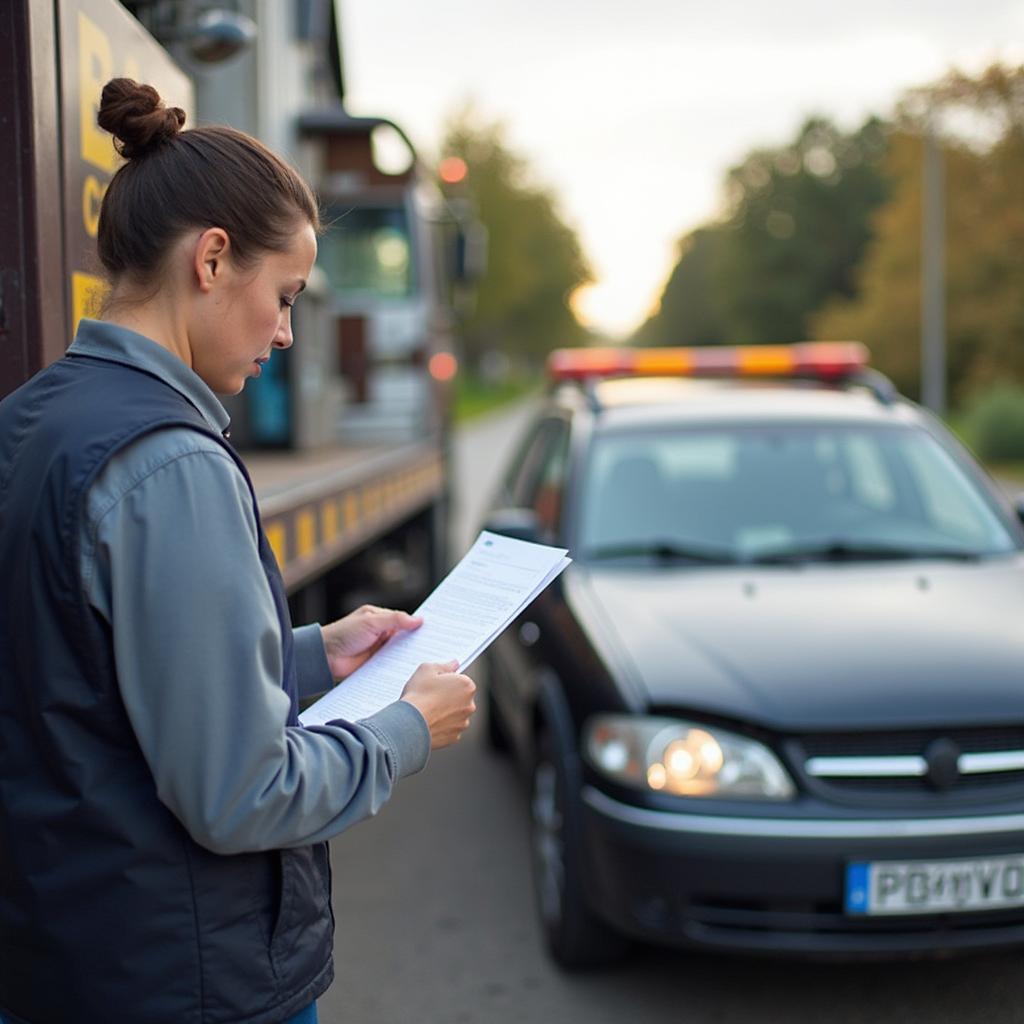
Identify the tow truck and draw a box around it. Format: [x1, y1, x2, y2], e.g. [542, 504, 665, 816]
[1, 0, 480, 619]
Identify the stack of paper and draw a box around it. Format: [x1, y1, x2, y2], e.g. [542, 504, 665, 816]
[298, 531, 571, 725]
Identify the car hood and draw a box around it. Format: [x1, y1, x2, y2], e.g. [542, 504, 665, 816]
[569, 557, 1024, 731]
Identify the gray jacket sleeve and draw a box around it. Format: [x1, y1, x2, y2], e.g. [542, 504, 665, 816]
[84, 430, 430, 855]
[292, 623, 335, 699]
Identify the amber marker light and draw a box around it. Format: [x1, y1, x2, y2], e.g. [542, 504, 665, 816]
[428, 351, 458, 382]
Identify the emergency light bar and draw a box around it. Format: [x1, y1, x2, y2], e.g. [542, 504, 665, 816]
[547, 343, 870, 382]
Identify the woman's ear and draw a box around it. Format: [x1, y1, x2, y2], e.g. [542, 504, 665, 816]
[192, 228, 231, 294]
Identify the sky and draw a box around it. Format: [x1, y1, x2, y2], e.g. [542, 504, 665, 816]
[339, 0, 1024, 339]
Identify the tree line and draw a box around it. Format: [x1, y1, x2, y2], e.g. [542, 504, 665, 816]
[636, 63, 1023, 409]
[438, 114, 592, 376]
[437, 64, 1022, 413]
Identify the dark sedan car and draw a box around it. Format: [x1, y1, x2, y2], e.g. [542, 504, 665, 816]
[482, 343, 1024, 968]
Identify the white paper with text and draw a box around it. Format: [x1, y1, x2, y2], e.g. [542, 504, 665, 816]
[299, 531, 570, 725]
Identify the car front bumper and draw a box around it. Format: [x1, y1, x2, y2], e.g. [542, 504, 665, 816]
[581, 786, 1024, 957]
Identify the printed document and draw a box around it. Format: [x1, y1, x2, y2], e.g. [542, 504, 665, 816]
[299, 531, 571, 725]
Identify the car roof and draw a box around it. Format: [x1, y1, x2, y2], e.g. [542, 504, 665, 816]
[552, 376, 926, 431]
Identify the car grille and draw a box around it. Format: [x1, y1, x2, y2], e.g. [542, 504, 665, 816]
[787, 726, 1024, 800]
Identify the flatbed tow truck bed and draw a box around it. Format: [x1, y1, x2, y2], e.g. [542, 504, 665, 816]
[243, 441, 445, 593]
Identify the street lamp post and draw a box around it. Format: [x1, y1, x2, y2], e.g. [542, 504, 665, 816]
[921, 118, 946, 416]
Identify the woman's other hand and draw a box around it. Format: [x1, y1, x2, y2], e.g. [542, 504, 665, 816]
[400, 662, 477, 749]
[320, 605, 423, 680]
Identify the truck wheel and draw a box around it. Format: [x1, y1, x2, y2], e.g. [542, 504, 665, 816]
[530, 730, 628, 969]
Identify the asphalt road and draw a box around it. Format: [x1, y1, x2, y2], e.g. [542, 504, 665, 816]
[320, 399, 1024, 1024]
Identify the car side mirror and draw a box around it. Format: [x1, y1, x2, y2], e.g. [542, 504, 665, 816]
[482, 507, 541, 543]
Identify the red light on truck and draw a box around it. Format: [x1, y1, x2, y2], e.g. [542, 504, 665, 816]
[429, 351, 458, 381]
[438, 157, 468, 184]
[547, 343, 868, 382]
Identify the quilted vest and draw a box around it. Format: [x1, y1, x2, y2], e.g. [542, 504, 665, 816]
[0, 353, 334, 1023]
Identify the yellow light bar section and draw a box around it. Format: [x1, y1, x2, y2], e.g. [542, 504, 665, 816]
[738, 346, 798, 376]
[547, 342, 869, 382]
[632, 350, 696, 375]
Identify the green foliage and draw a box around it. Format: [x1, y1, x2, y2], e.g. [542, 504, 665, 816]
[636, 116, 890, 347]
[439, 113, 592, 371]
[716, 117, 890, 344]
[813, 64, 1024, 405]
[958, 387, 1024, 462]
[633, 229, 726, 346]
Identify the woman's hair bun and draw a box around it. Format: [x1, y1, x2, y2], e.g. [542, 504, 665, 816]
[97, 78, 186, 159]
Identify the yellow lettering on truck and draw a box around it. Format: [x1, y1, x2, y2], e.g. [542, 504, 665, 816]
[78, 12, 117, 173]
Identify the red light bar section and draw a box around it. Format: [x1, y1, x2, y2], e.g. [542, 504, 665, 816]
[547, 348, 635, 379]
[547, 343, 869, 382]
[791, 342, 870, 379]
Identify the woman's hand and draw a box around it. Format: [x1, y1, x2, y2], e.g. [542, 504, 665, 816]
[400, 661, 477, 749]
[320, 604, 423, 680]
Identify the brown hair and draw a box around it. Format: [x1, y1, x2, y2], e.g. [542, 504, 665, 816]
[96, 78, 320, 287]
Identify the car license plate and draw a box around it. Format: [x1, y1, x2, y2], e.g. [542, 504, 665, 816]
[845, 854, 1024, 916]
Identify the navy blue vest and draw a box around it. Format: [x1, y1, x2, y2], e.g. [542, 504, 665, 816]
[0, 354, 334, 1023]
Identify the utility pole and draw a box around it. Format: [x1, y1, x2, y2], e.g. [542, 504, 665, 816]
[921, 117, 946, 415]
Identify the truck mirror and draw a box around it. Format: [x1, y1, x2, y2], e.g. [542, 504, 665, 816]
[454, 222, 488, 283]
[1014, 495, 1024, 527]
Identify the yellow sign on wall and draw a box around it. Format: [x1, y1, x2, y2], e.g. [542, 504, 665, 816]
[71, 272, 109, 331]
[60, 0, 193, 340]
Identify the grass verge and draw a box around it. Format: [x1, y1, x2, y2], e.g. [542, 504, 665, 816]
[453, 374, 541, 424]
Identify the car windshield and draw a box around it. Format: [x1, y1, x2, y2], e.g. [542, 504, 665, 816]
[578, 423, 1019, 564]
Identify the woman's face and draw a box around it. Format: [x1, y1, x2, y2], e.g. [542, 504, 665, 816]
[192, 222, 318, 395]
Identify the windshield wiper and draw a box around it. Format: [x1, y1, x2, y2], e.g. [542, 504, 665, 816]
[745, 540, 983, 565]
[584, 539, 739, 564]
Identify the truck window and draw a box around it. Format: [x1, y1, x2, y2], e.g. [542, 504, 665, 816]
[318, 205, 414, 298]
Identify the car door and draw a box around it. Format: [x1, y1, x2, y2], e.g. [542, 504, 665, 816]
[488, 416, 572, 752]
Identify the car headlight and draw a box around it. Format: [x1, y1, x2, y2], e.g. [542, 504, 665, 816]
[583, 715, 795, 800]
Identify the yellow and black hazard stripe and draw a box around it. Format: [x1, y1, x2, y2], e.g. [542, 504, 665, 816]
[259, 449, 445, 593]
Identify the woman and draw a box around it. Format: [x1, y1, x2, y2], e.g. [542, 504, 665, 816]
[0, 79, 476, 1024]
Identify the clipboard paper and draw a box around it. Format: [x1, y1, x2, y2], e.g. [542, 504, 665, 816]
[299, 531, 570, 725]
